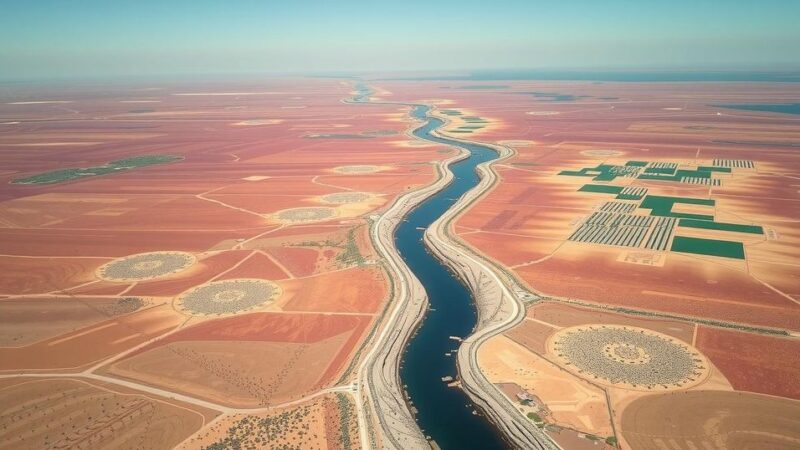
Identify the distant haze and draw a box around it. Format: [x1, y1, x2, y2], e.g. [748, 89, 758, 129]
[1, 0, 799, 81]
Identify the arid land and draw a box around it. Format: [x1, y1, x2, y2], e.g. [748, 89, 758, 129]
[370, 80, 800, 450]
[0, 79, 459, 449]
[2, 78, 799, 450]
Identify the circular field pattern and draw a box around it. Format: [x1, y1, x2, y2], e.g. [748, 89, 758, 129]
[332, 165, 382, 174]
[177, 279, 279, 316]
[98, 252, 195, 281]
[273, 207, 336, 223]
[581, 149, 624, 157]
[321, 192, 372, 204]
[548, 325, 707, 390]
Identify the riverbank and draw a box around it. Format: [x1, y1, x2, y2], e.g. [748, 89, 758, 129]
[348, 94, 471, 449]
[422, 127, 557, 449]
[351, 86, 553, 449]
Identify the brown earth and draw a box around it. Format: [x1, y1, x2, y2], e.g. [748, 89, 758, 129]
[695, 326, 800, 400]
[0, 378, 212, 450]
[620, 390, 800, 450]
[0, 297, 147, 347]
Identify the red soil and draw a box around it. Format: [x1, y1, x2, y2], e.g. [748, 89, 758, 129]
[0, 304, 181, 371]
[266, 246, 319, 278]
[154, 312, 369, 344]
[528, 302, 695, 343]
[0, 256, 103, 295]
[0, 228, 253, 257]
[127, 250, 250, 297]
[130, 312, 372, 386]
[215, 251, 292, 281]
[695, 326, 800, 400]
[280, 266, 386, 314]
[515, 249, 800, 331]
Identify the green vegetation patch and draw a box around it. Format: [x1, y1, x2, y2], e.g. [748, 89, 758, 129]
[448, 130, 473, 133]
[336, 227, 366, 266]
[560, 163, 639, 182]
[637, 168, 712, 182]
[671, 236, 745, 259]
[639, 195, 715, 221]
[698, 166, 732, 173]
[578, 184, 624, 194]
[12, 154, 182, 185]
[625, 161, 649, 167]
[679, 218, 763, 234]
[458, 125, 485, 130]
[336, 393, 354, 450]
[440, 109, 462, 115]
[362, 129, 398, 136]
[644, 166, 677, 175]
[616, 193, 644, 200]
[526, 412, 543, 423]
[204, 405, 314, 450]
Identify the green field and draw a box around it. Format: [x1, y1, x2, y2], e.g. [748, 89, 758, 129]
[12, 154, 183, 185]
[679, 218, 763, 234]
[617, 193, 644, 200]
[643, 166, 677, 175]
[639, 195, 715, 220]
[578, 184, 624, 194]
[637, 167, 717, 182]
[671, 236, 745, 259]
[698, 166, 732, 173]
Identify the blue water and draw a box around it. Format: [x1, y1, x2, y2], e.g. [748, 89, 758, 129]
[712, 103, 800, 115]
[350, 82, 509, 448]
[393, 105, 509, 449]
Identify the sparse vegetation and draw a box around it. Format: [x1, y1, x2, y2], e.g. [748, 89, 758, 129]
[203, 406, 315, 450]
[526, 412, 543, 423]
[12, 154, 182, 185]
[95, 297, 144, 316]
[336, 393, 353, 450]
[336, 227, 365, 266]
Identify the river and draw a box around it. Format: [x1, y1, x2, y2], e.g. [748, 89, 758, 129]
[397, 105, 509, 449]
[353, 81, 510, 449]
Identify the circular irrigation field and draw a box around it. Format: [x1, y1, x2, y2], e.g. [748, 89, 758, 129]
[321, 191, 372, 204]
[548, 325, 708, 390]
[273, 207, 337, 223]
[97, 252, 196, 282]
[176, 279, 279, 316]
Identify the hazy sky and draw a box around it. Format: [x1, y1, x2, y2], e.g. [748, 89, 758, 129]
[1, 0, 799, 80]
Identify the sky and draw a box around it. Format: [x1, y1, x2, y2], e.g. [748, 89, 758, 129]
[1, 0, 799, 80]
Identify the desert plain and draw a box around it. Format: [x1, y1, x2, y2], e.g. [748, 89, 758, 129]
[1, 76, 799, 450]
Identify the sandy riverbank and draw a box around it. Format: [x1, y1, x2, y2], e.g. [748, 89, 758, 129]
[422, 124, 558, 449]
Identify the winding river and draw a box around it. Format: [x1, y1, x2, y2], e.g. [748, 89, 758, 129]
[355, 84, 510, 449]
[398, 105, 509, 449]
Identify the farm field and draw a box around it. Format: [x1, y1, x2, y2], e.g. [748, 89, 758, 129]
[371, 79, 800, 449]
[0, 377, 217, 449]
[0, 78, 451, 448]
